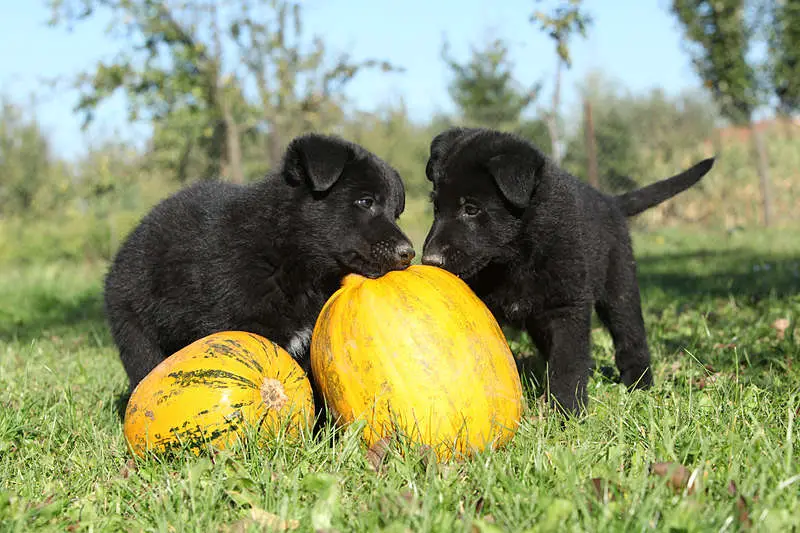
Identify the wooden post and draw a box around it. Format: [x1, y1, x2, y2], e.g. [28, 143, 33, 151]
[750, 123, 772, 227]
[584, 98, 599, 189]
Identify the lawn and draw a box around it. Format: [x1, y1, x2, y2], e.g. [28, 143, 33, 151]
[1, 228, 798, 532]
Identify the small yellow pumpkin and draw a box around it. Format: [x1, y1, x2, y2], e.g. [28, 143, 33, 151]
[310, 264, 523, 460]
[123, 331, 314, 457]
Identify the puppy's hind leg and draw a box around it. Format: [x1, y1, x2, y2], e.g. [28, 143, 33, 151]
[595, 249, 653, 391]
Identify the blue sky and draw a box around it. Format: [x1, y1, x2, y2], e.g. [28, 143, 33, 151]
[0, 0, 700, 159]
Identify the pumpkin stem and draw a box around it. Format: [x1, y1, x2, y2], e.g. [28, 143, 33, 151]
[260, 378, 289, 411]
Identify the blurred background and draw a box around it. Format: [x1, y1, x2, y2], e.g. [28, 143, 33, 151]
[0, 0, 797, 260]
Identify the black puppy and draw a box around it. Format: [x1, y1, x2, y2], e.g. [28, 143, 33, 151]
[421, 127, 714, 414]
[105, 133, 414, 393]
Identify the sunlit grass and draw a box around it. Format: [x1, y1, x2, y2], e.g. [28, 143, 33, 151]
[1, 228, 798, 531]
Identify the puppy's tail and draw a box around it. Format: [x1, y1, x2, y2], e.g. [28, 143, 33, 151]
[615, 158, 715, 217]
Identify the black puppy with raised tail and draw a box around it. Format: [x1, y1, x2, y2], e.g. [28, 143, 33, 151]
[422, 127, 714, 415]
[105, 133, 414, 393]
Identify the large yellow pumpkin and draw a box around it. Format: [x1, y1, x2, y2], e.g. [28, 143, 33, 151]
[310, 264, 523, 460]
[123, 331, 314, 457]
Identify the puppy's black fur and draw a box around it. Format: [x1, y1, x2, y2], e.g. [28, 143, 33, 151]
[422, 127, 714, 414]
[105, 133, 414, 393]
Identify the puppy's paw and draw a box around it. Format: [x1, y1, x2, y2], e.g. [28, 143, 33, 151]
[597, 365, 618, 383]
[546, 389, 588, 419]
[621, 366, 653, 390]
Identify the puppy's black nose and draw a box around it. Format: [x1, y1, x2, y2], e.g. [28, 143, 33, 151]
[421, 253, 445, 268]
[395, 242, 415, 267]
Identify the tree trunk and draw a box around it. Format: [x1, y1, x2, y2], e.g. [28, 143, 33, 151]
[177, 137, 193, 183]
[749, 122, 772, 227]
[267, 125, 284, 169]
[583, 98, 599, 189]
[209, 3, 243, 184]
[546, 59, 563, 165]
[221, 96, 244, 183]
[252, 57, 284, 168]
[259, 78, 284, 167]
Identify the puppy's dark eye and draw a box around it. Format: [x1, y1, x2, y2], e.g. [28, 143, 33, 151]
[463, 203, 480, 217]
[355, 197, 374, 210]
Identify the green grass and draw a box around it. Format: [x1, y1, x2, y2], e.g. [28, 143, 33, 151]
[1, 228, 798, 532]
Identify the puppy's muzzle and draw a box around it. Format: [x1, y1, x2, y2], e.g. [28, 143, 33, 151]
[394, 241, 415, 268]
[421, 252, 445, 268]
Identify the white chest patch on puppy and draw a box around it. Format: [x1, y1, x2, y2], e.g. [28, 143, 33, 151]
[287, 327, 313, 359]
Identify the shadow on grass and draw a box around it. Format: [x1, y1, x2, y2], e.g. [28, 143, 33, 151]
[0, 287, 110, 344]
[636, 249, 800, 301]
[508, 246, 799, 394]
[114, 390, 131, 422]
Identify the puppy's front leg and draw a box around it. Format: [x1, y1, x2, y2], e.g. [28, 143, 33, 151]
[527, 305, 594, 415]
[107, 309, 168, 392]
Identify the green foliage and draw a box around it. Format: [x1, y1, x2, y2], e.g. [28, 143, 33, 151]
[530, 0, 592, 165]
[563, 88, 642, 192]
[0, 129, 176, 263]
[516, 118, 553, 154]
[767, 0, 800, 114]
[343, 107, 433, 200]
[327, 105, 440, 249]
[0, 100, 61, 215]
[1, 230, 799, 530]
[47, 0, 401, 183]
[671, 0, 759, 124]
[442, 38, 540, 128]
[53, 0, 217, 124]
[531, 0, 592, 68]
[228, 0, 400, 168]
[50, 0, 253, 181]
[625, 88, 717, 164]
[2, 83, 796, 264]
[561, 74, 716, 193]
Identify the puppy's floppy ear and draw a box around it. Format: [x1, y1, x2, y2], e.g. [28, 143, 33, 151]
[485, 153, 541, 209]
[284, 133, 353, 192]
[426, 127, 482, 182]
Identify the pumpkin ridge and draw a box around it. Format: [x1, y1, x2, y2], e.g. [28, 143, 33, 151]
[406, 267, 467, 317]
[236, 333, 269, 373]
[208, 338, 265, 375]
[387, 277, 462, 445]
[167, 368, 258, 390]
[393, 269, 460, 446]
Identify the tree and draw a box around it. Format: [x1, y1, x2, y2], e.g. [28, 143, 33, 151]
[0, 98, 55, 215]
[230, 0, 397, 167]
[626, 87, 717, 162]
[49, 1, 243, 181]
[442, 38, 539, 128]
[341, 103, 434, 200]
[671, 0, 774, 226]
[48, 0, 398, 183]
[562, 73, 716, 193]
[531, 0, 592, 165]
[561, 75, 642, 193]
[767, 0, 800, 116]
